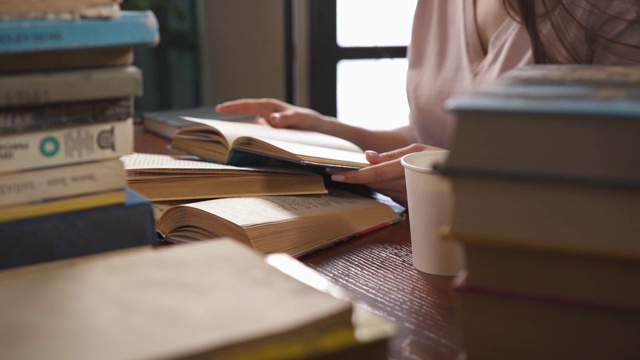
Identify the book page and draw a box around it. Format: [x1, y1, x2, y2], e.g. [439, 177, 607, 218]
[182, 117, 364, 153]
[184, 189, 390, 227]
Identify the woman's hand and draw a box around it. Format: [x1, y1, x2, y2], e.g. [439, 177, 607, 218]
[329, 144, 443, 207]
[216, 98, 333, 133]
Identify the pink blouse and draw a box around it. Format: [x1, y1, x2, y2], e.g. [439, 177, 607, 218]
[405, 0, 533, 148]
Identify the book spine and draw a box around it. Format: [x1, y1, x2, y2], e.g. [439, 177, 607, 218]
[0, 188, 157, 270]
[0, 117, 134, 174]
[0, 10, 159, 54]
[0, 189, 126, 222]
[0, 46, 134, 74]
[0, 97, 133, 135]
[0, 66, 142, 107]
[0, 158, 127, 208]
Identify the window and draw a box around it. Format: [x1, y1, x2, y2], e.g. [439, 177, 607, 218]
[308, 0, 416, 130]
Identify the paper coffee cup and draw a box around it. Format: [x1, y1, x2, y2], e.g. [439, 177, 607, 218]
[401, 151, 464, 276]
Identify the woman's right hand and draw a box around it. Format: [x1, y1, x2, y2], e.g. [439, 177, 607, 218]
[216, 98, 333, 133]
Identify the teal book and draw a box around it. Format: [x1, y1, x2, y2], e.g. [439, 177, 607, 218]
[443, 64, 640, 183]
[0, 10, 160, 54]
[0, 188, 157, 270]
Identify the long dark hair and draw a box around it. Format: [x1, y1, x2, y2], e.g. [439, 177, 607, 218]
[503, 0, 640, 64]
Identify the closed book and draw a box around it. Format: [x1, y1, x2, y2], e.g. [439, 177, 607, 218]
[0, 66, 142, 107]
[0, 238, 392, 360]
[0, 97, 133, 135]
[442, 173, 640, 260]
[0, 117, 134, 174]
[444, 64, 640, 184]
[0, 188, 125, 222]
[0, 158, 127, 208]
[0, 0, 121, 19]
[0, 10, 159, 54]
[453, 275, 640, 360]
[0, 46, 134, 74]
[0, 188, 156, 270]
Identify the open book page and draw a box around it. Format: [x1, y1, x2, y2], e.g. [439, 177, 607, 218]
[184, 189, 395, 228]
[182, 117, 364, 153]
[121, 152, 315, 176]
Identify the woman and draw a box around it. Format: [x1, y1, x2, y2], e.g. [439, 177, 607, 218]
[216, 0, 640, 206]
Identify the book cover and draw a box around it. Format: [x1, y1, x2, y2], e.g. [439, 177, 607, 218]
[0, 239, 370, 360]
[0, 117, 134, 174]
[0, 10, 159, 54]
[0, 158, 127, 208]
[157, 188, 404, 257]
[0, 188, 126, 222]
[0, 46, 134, 74]
[0, 188, 156, 270]
[0, 0, 121, 19]
[453, 274, 640, 360]
[0, 65, 142, 107]
[142, 106, 257, 140]
[443, 64, 640, 183]
[0, 97, 133, 135]
[441, 173, 640, 260]
[170, 117, 369, 170]
[121, 152, 327, 201]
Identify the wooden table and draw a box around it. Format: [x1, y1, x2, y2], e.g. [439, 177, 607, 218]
[135, 126, 462, 360]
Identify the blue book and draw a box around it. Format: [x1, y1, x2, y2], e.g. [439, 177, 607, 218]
[0, 188, 158, 270]
[0, 10, 160, 54]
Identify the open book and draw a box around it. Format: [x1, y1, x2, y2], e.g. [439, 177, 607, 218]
[157, 188, 404, 257]
[170, 117, 369, 170]
[121, 152, 327, 201]
[0, 239, 393, 360]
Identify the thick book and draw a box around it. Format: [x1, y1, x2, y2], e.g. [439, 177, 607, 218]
[0, 117, 134, 174]
[457, 240, 640, 311]
[142, 106, 257, 140]
[0, 97, 133, 135]
[170, 117, 369, 170]
[453, 274, 640, 360]
[0, 46, 134, 74]
[443, 64, 640, 184]
[0, 188, 125, 222]
[0, 65, 142, 107]
[0, 10, 159, 54]
[157, 188, 404, 257]
[441, 173, 640, 260]
[0, 158, 127, 208]
[0, 0, 121, 19]
[0, 188, 155, 269]
[121, 152, 327, 201]
[0, 238, 392, 359]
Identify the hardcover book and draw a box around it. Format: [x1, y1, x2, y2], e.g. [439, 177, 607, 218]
[142, 106, 256, 140]
[157, 188, 404, 257]
[0, 0, 121, 19]
[0, 10, 159, 54]
[0, 158, 127, 208]
[121, 152, 327, 201]
[453, 274, 640, 360]
[0, 238, 393, 359]
[0, 97, 133, 135]
[443, 64, 640, 183]
[0, 66, 142, 107]
[170, 117, 369, 170]
[0, 118, 134, 174]
[0, 188, 156, 269]
[0, 46, 134, 74]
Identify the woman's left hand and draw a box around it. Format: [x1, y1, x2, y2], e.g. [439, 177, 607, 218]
[329, 143, 442, 207]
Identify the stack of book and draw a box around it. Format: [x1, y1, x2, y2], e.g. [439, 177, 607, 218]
[441, 64, 640, 360]
[0, 0, 160, 270]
